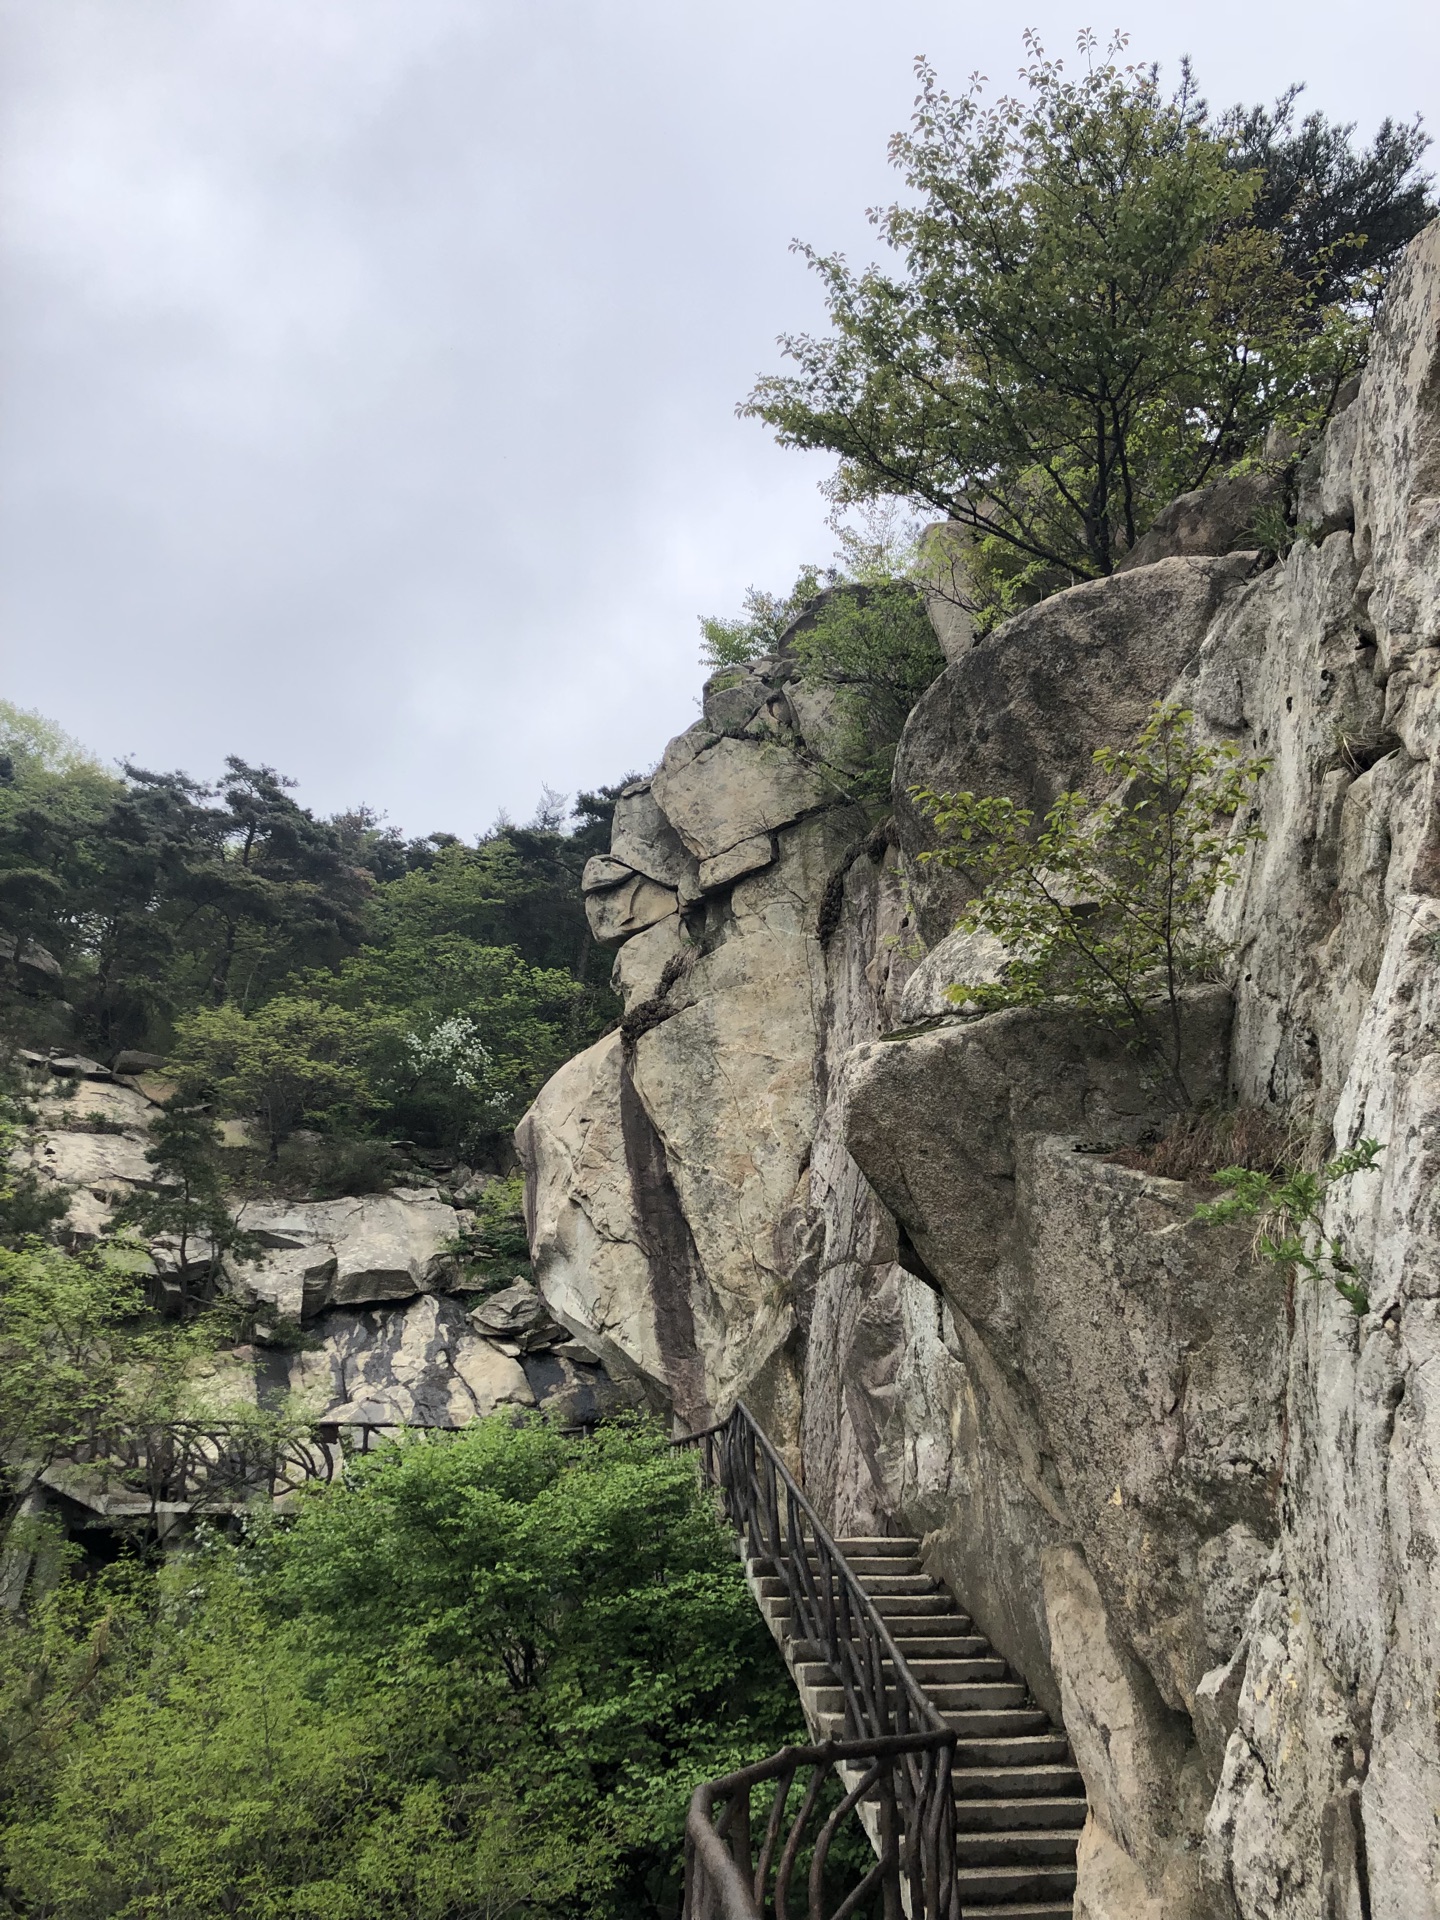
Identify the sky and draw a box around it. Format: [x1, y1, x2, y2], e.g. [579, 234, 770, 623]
[1, 1, 1436, 839]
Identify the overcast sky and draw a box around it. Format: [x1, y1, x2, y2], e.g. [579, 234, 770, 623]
[1, 1, 1436, 838]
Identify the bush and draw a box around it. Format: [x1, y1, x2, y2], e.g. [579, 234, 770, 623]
[699, 566, 826, 668]
[1195, 1137, 1384, 1315]
[449, 1174, 532, 1287]
[913, 703, 1268, 1105]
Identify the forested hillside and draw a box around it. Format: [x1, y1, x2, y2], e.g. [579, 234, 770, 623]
[0, 701, 624, 1177]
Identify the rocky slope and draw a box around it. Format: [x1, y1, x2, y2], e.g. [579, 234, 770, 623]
[519, 219, 1440, 1919]
[9, 1054, 626, 1464]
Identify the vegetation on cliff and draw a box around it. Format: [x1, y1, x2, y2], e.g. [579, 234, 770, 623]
[913, 702, 1269, 1104]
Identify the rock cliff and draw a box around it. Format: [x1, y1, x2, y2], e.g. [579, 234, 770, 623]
[8, 1056, 628, 1463]
[519, 219, 1440, 1919]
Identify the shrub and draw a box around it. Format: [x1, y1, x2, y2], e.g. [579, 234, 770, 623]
[913, 703, 1268, 1104]
[699, 566, 827, 668]
[1195, 1137, 1384, 1314]
[449, 1174, 532, 1287]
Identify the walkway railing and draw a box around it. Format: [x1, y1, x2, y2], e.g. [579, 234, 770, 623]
[52, 1419, 339, 1512]
[679, 1403, 958, 1920]
[49, 1413, 602, 1517]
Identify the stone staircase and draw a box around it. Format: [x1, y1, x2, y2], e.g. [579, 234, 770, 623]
[745, 1535, 1083, 1918]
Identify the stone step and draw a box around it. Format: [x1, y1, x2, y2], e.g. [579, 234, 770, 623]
[955, 1827, 1082, 1866]
[881, 1631, 992, 1659]
[867, 1592, 959, 1617]
[811, 1694, 1047, 1737]
[833, 1556, 925, 1578]
[833, 1538, 922, 1556]
[892, 1658, 1012, 1686]
[763, 1598, 981, 1643]
[880, 1610, 976, 1634]
[903, 1681, 1029, 1711]
[940, 1708, 1054, 1737]
[960, 1905, 1075, 1920]
[950, 1796, 1088, 1833]
[957, 1862, 1078, 1904]
[953, 1732, 1073, 1767]
[953, 1764, 1085, 1800]
[819, 1713, 1064, 1751]
[854, 1573, 939, 1596]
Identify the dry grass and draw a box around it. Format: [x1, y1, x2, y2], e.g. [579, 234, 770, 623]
[1108, 1105, 1296, 1187]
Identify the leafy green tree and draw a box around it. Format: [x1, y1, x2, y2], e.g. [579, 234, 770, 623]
[115, 1098, 260, 1305]
[0, 705, 122, 979]
[698, 566, 828, 668]
[170, 997, 375, 1154]
[913, 703, 1268, 1104]
[0, 1417, 799, 1920]
[744, 34, 1414, 611]
[0, 1069, 69, 1249]
[788, 582, 944, 805]
[698, 515, 944, 806]
[0, 1242, 229, 1529]
[312, 933, 591, 1157]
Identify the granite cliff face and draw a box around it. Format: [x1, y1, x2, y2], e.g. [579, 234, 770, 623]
[518, 221, 1440, 1920]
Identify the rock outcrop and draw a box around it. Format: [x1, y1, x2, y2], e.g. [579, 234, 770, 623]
[519, 221, 1440, 1919]
[5, 1050, 631, 1442]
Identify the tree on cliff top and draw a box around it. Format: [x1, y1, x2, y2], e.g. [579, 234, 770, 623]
[744, 32, 1433, 609]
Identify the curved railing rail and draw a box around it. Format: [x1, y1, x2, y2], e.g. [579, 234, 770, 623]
[684, 1733, 957, 1920]
[46, 1413, 603, 1517]
[54, 1419, 339, 1509]
[679, 1403, 958, 1920]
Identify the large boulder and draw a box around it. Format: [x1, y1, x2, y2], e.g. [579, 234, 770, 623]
[1115, 469, 1286, 573]
[285, 1293, 535, 1426]
[892, 553, 1260, 942]
[583, 870, 678, 947]
[651, 727, 838, 863]
[0, 933, 63, 996]
[25, 1125, 155, 1199]
[609, 780, 699, 888]
[843, 990, 1232, 1317]
[229, 1191, 460, 1319]
[517, 1030, 711, 1424]
[626, 806, 863, 1425]
[467, 1277, 569, 1352]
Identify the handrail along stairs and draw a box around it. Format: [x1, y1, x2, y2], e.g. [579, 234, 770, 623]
[678, 1402, 959, 1920]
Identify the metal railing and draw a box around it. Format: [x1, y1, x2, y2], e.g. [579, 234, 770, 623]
[684, 1734, 957, 1920]
[54, 1419, 340, 1511]
[49, 1411, 607, 1516]
[679, 1403, 958, 1920]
